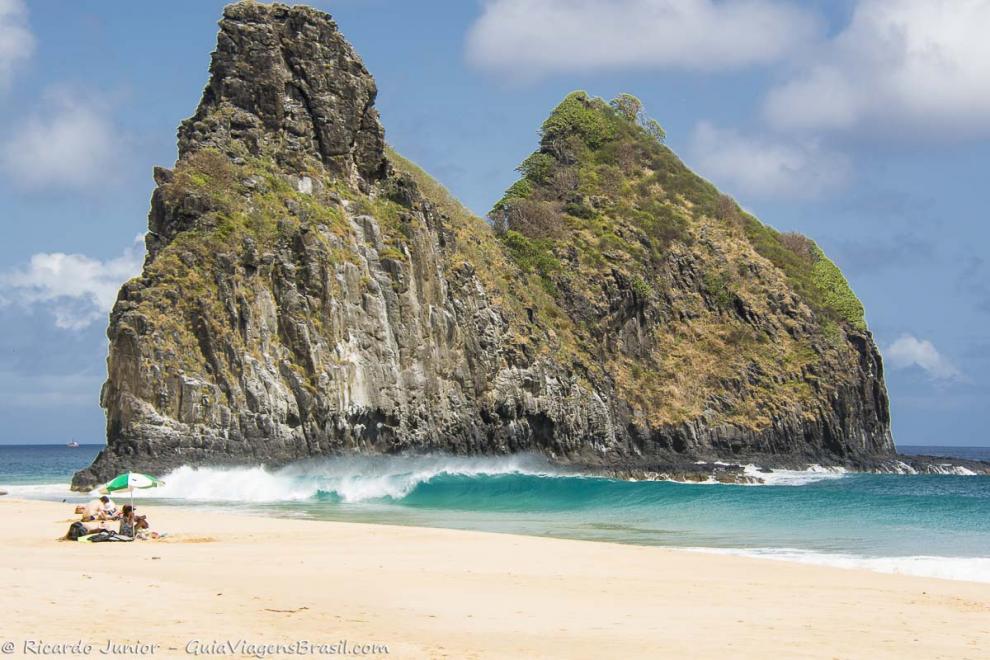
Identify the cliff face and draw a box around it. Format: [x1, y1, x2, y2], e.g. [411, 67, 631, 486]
[73, 3, 895, 489]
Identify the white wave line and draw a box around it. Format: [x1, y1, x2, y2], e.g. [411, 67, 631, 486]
[684, 546, 990, 584]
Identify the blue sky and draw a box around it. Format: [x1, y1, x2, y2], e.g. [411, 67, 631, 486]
[0, 0, 988, 446]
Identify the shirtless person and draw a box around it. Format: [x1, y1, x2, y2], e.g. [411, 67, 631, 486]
[83, 496, 117, 521]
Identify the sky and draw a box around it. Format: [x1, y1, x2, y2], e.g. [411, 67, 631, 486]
[0, 0, 988, 447]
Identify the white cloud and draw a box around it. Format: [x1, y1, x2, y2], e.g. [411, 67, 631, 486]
[689, 121, 850, 199]
[765, 0, 990, 136]
[0, 237, 144, 330]
[885, 334, 963, 382]
[466, 0, 820, 79]
[1, 88, 121, 191]
[0, 0, 33, 88]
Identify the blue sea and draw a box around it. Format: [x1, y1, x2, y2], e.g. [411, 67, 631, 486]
[2, 444, 989, 582]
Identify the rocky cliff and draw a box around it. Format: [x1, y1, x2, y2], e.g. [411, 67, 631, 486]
[74, 2, 905, 489]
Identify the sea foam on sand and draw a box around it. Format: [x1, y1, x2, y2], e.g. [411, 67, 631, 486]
[686, 547, 990, 584]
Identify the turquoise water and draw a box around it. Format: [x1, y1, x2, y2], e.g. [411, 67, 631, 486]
[2, 445, 989, 581]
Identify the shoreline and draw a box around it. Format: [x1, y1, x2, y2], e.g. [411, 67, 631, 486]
[2, 497, 989, 658]
[4, 468, 990, 586]
[5, 488, 990, 586]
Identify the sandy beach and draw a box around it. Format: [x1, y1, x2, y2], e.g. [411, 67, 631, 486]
[1, 498, 987, 659]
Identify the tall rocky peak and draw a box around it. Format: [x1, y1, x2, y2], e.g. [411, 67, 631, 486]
[75, 5, 942, 490]
[178, 2, 386, 186]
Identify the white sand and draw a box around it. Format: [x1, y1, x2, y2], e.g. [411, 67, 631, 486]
[1, 498, 987, 659]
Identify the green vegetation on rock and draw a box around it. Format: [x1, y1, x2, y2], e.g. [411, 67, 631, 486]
[494, 90, 866, 332]
[540, 91, 618, 148]
[810, 246, 867, 330]
[739, 218, 866, 330]
[487, 90, 871, 429]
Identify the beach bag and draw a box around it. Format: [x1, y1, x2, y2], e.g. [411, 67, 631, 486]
[66, 521, 87, 541]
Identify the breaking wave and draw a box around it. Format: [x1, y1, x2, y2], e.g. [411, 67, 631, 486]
[142, 455, 852, 504]
[740, 463, 847, 486]
[150, 453, 569, 503]
[0, 455, 848, 504]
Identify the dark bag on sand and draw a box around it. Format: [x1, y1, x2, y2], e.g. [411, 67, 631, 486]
[87, 530, 133, 543]
[66, 521, 87, 541]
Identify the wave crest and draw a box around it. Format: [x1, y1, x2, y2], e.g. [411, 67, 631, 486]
[742, 464, 847, 486]
[151, 453, 564, 503]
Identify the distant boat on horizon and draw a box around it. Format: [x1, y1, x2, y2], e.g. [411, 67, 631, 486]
[66, 441, 79, 448]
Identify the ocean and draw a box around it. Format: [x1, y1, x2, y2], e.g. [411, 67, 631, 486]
[2, 444, 989, 583]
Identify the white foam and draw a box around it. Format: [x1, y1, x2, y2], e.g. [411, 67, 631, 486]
[888, 460, 919, 475]
[0, 483, 77, 499]
[670, 464, 848, 486]
[929, 464, 977, 476]
[740, 464, 847, 486]
[878, 461, 979, 476]
[145, 453, 563, 503]
[685, 546, 990, 584]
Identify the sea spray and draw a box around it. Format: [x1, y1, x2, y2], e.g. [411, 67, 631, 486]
[150, 453, 568, 503]
[147, 454, 852, 504]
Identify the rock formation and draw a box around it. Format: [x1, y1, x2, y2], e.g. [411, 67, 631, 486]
[73, 2, 923, 489]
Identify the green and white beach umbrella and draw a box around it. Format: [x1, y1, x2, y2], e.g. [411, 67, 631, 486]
[99, 472, 164, 504]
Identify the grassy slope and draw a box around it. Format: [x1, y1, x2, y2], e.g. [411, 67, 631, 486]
[486, 92, 868, 429]
[494, 91, 866, 331]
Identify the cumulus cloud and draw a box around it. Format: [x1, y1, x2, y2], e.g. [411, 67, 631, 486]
[1, 88, 121, 191]
[764, 0, 990, 137]
[0, 237, 144, 330]
[885, 334, 963, 382]
[689, 121, 850, 199]
[466, 0, 820, 79]
[0, 0, 32, 88]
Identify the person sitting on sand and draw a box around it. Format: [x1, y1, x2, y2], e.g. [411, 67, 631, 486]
[103, 497, 119, 519]
[83, 496, 116, 521]
[119, 505, 136, 538]
[118, 507, 154, 536]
